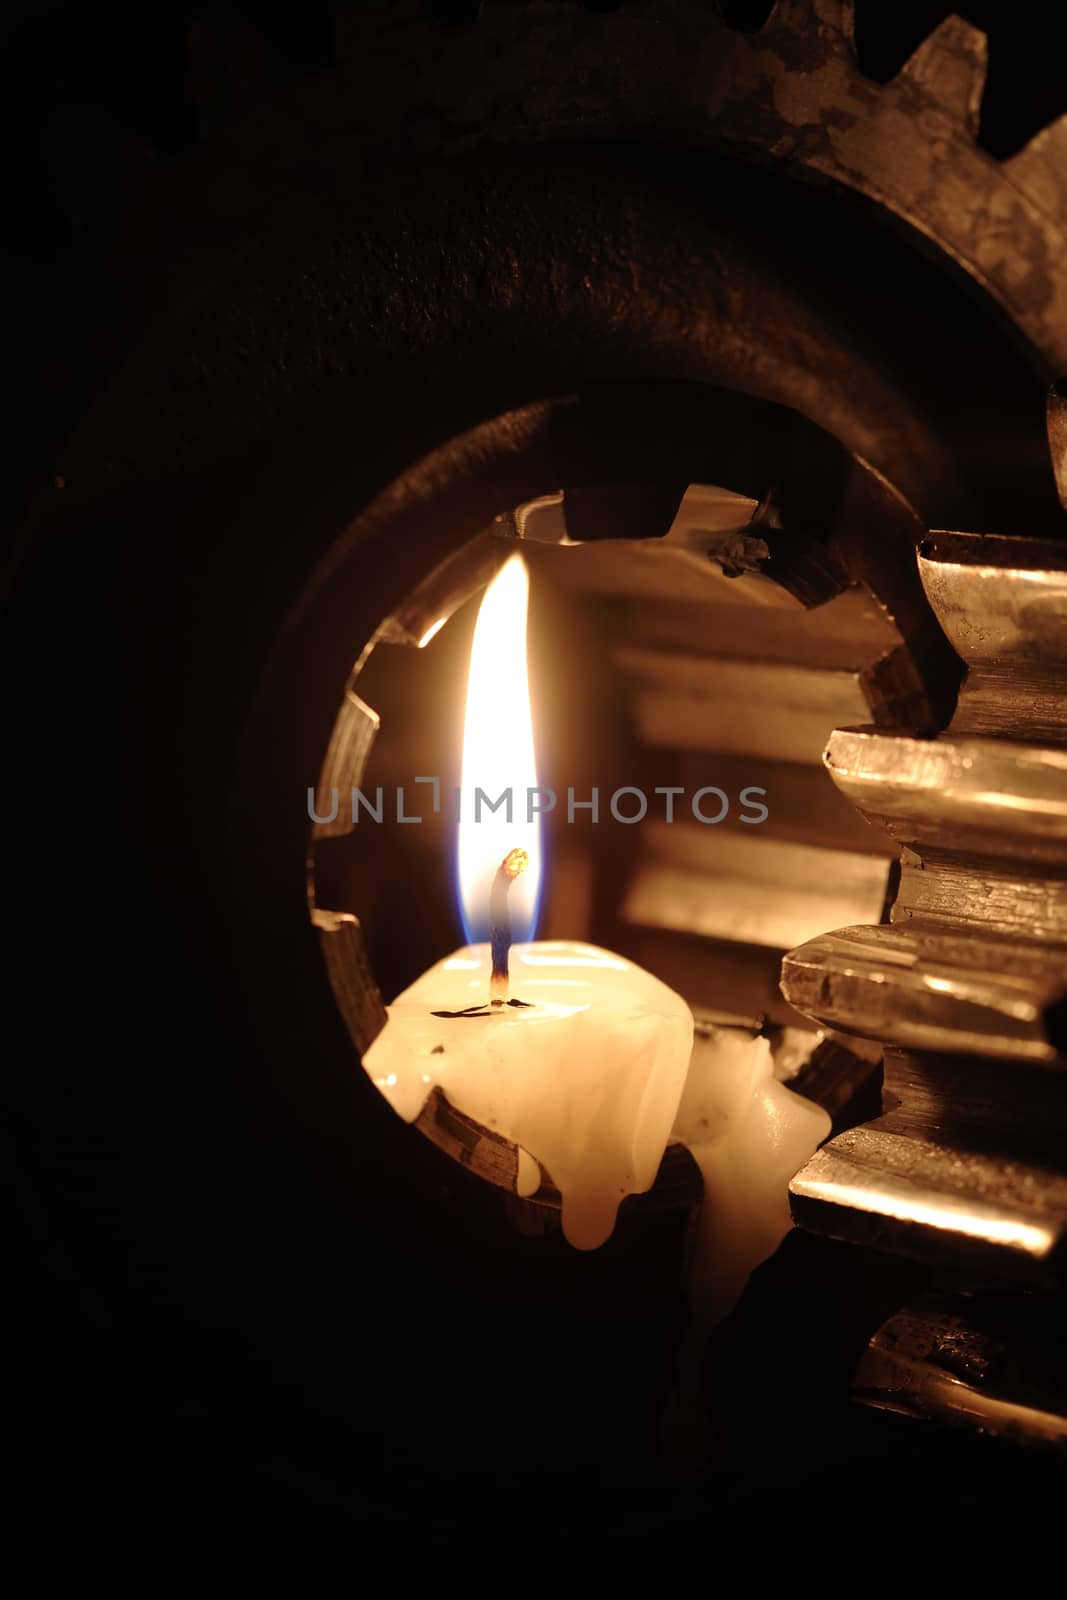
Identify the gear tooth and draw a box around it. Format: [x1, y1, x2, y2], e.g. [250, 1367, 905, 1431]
[1005, 113, 1067, 221]
[767, 0, 831, 28]
[832, 0, 856, 48]
[810, 0, 854, 39]
[764, 0, 851, 38]
[896, 16, 987, 137]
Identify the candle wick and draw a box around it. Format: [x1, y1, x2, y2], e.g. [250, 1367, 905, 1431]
[490, 846, 529, 1006]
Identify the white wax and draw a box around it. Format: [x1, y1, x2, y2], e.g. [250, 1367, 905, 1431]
[671, 1027, 831, 1323]
[362, 941, 694, 1249]
[363, 945, 828, 1302]
[662, 1023, 831, 1466]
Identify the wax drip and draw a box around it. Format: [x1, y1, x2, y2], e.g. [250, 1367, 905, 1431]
[659, 1027, 830, 1469]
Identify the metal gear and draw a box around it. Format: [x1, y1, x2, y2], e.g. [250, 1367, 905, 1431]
[8, 2, 1064, 540]
[334, 0, 1067, 377]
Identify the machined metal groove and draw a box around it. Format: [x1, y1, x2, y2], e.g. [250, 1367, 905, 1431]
[916, 530, 1067, 745]
[623, 828, 891, 955]
[824, 728, 1067, 865]
[782, 923, 1066, 1065]
[790, 1125, 1067, 1288]
[784, 530, 1067, 1287]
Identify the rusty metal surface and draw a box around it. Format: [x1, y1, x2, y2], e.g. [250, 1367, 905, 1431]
[14, 1, 1062, 554]
[337, 1, 1067, 379]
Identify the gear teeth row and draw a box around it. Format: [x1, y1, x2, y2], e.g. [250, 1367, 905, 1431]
[781, 530, 1067, 1290]
[783, 530, 1067, 1062]
[748, 3, 1067, 373]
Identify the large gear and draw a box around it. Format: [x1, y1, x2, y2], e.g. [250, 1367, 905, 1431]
[9, 3, 1067, 530]
[332, 0, 1067, 376]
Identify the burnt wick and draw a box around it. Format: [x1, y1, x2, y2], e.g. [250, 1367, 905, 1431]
[427, 847, 534, 1018]
[490, 846, 529, 1007]
[431, 997, 533, 1019]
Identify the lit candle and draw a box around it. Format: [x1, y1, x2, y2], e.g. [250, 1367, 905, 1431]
[365, 937, 693, 1249]
[363, 554, 828, 1299]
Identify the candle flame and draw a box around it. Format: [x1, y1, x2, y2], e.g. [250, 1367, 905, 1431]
[457, 555, 542, 943]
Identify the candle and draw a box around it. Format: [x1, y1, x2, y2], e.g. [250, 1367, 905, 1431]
[364, 938, 693, 1249]
[362, 553, 828, 1308]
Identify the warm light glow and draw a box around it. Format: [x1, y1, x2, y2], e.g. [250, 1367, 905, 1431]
[457, 554, 542, 942]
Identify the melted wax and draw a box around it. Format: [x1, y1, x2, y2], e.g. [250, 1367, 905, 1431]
[362, 943, 829, 1309]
